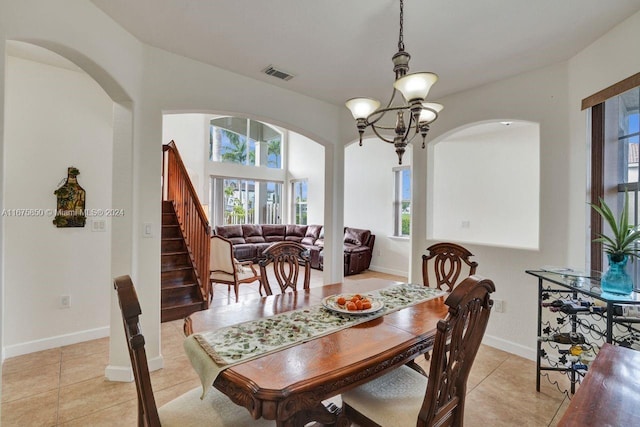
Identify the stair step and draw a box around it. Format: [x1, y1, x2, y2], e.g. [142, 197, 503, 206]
[161, 253, 191, 270]
[160, 268, 196, 284]
[162, 225, 182, 238]
[162, 213, 179, 225]
[162, 201, 175, 213]
[162, 277, 198, 291]
[162, 238, 187, 253]
[161, 302, 204, 323]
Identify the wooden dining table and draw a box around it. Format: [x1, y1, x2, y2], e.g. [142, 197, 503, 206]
[558, 343, 640, 426]
[183, 278, 448, 427]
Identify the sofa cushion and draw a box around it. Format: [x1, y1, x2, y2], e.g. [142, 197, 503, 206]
[344, 227, 371, 246]
[343, 243, 371, 254]
[255, 242, 274, 258]
[261, 224, 286, 242]
[285, 224, 307, 242]
[232, 244, 257, 261]
[215, 225, 245, 244]
[314, 226, 325, 247]
[241, 224, 265, 243]
[302, 225, 322, 245]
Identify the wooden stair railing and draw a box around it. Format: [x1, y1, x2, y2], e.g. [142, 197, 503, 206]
[162, 140, 211, 307]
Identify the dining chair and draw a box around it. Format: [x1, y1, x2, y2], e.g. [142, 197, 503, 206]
[210, 235, 262, 302]
[422, 242, 478, 292]
[341, 275, 495, 427]
[114, 275, 273, 427]
[259, 241, 311, 295]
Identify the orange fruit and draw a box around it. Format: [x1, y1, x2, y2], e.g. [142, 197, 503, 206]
[346, 301, 357, 311]
[336, 296, 346, 305]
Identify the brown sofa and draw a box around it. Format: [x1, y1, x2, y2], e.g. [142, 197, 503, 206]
[213, 224, 375, 276]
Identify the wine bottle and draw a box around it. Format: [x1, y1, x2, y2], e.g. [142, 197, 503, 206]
[538, 332, 586, 344]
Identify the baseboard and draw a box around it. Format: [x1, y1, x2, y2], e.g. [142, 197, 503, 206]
[105, 364, 134, 382]
[2, 326, 109, 359]
[482, 334, 536, 361]
[368, 265, 408, 278]
[105, 355, 164, 383]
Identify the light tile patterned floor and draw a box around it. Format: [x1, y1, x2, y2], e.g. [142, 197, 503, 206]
[1, 269, 570, 426]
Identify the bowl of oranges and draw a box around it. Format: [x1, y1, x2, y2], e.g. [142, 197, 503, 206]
[322, 293, 384, 315]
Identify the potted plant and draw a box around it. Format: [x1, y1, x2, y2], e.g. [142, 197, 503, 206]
[591, 192, 640, 295]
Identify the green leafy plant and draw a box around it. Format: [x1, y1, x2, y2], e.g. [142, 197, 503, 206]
[591, 192, 640, 262]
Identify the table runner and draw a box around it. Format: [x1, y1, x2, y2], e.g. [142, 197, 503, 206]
[184, 283, 447, 397]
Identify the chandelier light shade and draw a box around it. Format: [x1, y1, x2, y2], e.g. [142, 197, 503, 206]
[345, 98, 381, 120]
[345, 0, 443, 164]
[393, 72, 438, 102]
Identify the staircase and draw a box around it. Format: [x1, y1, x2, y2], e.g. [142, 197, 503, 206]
[160, 201, 206, 322]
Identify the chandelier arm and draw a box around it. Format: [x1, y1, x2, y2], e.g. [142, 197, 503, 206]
[369, 124, 396, 144]
[366, 104, 411, 127]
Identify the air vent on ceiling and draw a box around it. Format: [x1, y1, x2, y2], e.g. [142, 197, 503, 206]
[262, 65, 295, 81]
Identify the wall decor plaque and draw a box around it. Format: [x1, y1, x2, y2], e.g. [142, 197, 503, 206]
[53, 166, 86, 227]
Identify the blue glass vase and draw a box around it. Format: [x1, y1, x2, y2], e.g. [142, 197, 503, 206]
[601, 254, 634, 296]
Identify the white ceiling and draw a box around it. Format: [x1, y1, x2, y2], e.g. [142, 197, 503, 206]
[90, 0, 640, 107]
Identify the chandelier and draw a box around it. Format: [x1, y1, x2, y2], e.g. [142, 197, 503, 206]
[345, 0, 443, 165]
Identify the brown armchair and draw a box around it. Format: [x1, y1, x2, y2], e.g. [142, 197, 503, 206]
[210, 235, 262, 302]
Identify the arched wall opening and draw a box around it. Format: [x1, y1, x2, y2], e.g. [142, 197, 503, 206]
[428, 120, 540, 250]
[2, 40, 133, 358]
[344, 137, 414, 277]
[163, 112, 326, 224]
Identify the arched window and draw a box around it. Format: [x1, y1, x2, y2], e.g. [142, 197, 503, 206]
[210, 117, 282, 169]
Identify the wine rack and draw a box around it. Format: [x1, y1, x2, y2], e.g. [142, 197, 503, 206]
[527, 270, 640, 396]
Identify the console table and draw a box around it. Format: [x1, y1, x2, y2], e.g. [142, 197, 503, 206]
[558, 343, 640, 426]
[526, 270, 640, 395]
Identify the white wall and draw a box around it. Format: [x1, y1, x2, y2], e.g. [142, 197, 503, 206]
[3, 54, 113, 356]
[162, 114, 209, 201]
[344, 138, 412, 277]
[288, 132, 325, 225]
[432, 121, 540, 250]
[407, 62, 571, 360]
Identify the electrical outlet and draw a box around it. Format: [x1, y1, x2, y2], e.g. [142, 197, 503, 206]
[494, 299, 505, 313]
[60, 295, 71, 309]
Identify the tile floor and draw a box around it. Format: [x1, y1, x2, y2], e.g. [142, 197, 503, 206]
[1, 269, 570, 426]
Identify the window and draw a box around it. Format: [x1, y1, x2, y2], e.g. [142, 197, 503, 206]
[209, 117, 282, 168]
[292, 180, 308, 225]
[590, 84, 639, 284]
[393, 167, 411, 236]
[214, 178, 282, 225]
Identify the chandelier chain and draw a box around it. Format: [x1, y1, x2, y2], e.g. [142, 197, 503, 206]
[398, 0, 405, 51]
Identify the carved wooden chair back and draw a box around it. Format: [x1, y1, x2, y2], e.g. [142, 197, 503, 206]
[210, 235, 261, 302]
[113, 275, 162, 426]
[420, 275, 495, 426]
[259, 241, 311, 295]
[422, 242, 478, 292]
[341, 275, 495, 427]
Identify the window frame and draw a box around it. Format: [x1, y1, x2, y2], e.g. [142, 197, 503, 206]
[587, 73, 640, 280]
[291, 179, 308, 225]
[209, 117, 282, 169]
[393, 166, 411, 237]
